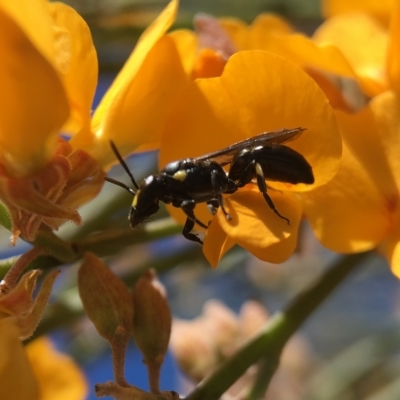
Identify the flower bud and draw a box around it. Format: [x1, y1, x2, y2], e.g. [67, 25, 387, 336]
[132, 270, 171, 367]
[78, 252, 134, 342]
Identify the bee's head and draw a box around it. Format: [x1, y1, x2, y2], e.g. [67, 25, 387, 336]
[129, 175, 160, 227]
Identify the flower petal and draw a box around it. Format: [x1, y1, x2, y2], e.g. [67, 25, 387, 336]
[313, 14, 388, 96]
[302, 107, 393, 253]
[192, 49, 227, 79]
[48, 2, 98, 137]
[219, 14, 293, 51]
[246, 13, 293, 49]
[0, 0, 56, 65]
[217, 189, 301, 263]
[27, 337, 88, 400]
[90, 0, 188, 167]
[0, 319, 39, 400]
[321, 0, 393, 25]
[0, 7, 69, 175]
[168, 29, 197, 76]
[92, 35, 188, 168]
[387, 0, 400, 94]
[270, 33, 357, 79]
[218, 17, 249, 50]
[203, 220, 234, 268]
[356, 92, 400, 195]
[93, 0, 178, 128]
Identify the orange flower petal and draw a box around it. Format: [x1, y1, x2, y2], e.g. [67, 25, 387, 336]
[219, 14, 293, 52]
[48, 2, 98, 137]
[192, 48, 227, 79]
[321, 0, 393, 25]
[0, 319, 39, 400]
[0, 0, 56, 66]
[92, 35, 187, 167]
[91, 0, 188, 167]
[313, 14, 389, 96]
[168, 29, 197, 76]
[203, 220, 234, 268]
[93, 0, 178, 129]
[0, 8, 69, 175]
[27, 337, 88, 400]
[270, 33, 357, 80]
[222, 52, 342, 190]
[247, 13, 293, 49]
[387, 0, 400, 94]
[348, 94, 400, 196]
[302, 107, 393, 253]
[218, 17, 249, 50]
[217, 189, 301, 263]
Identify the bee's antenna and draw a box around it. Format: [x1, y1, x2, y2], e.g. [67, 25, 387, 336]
[109, 141, 139, 190]
[104, 176, 136, 196]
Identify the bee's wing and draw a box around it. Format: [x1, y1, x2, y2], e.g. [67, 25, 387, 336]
[195, 127, 306, 167]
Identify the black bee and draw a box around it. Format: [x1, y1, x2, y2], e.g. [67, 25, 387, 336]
[105, 127, 314, 244]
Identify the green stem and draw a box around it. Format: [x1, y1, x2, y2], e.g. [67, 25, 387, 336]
[248, 358, 277, 400]
[185, 251, 371, 400]
[73, 218, 182, 258]
[3, 218, 183, 275]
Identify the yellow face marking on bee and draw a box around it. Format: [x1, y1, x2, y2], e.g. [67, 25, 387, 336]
[172, 170, 187, 181]
[132, 190, 140, 207]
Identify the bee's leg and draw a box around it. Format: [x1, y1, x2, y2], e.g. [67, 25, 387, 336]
[254, 162, 290, 225]
[207, 199, 219, 215]
[180, 200, 207, 244]
[181, 200, 208, 228]
[211, 170, 232, 220]
[182, 217, 203, 244]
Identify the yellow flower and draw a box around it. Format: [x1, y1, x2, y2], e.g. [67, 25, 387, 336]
[0, 0, 195, 245]
[0, 319, 87, 400]
[91, 2, 341, 267]
[0, 254, 87, 399]
[0, 0, 104, 244]
[217, 14, 369, 109]
[280, 2, 400, 278]
[186, 4, 399, 108]
[312, 0, 400, 97]
[302, 91, 400, 277]
[0, 318, 39, 400]
[76, 0, 189, 168]
[27, 337, 88, 400]
[157, 4, 400, 272]
[321, 0, 393, 25]
[159, 50, 341, 266]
